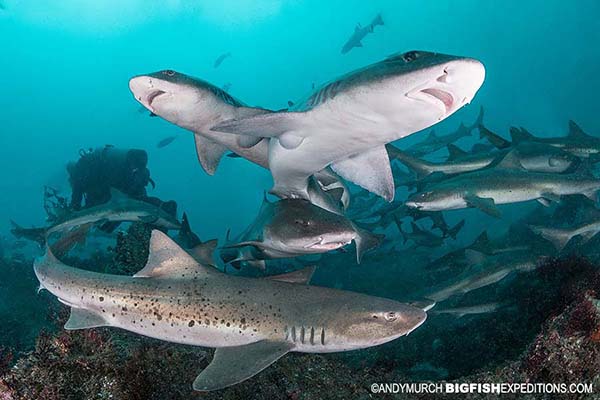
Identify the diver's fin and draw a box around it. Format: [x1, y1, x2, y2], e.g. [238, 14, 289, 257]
[134, 230, 212, 279]
[353, 224, 384, 263]
[465, 195, 501, 218]
[64, 308, 107, 330]
[193, 134, 228, 175]
[193, 340, 293, 391]
[266, 265, 316, 284]
[446, 144, 468, 161]
[189, 239, 218, 266]
[212, 111, 305, 138]
[331, 146, 395, 201]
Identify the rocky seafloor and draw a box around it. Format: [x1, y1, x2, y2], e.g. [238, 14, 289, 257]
[0, 224, 599, 400]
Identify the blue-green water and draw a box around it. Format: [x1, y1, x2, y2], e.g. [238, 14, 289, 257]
[1, 0, 598, 238]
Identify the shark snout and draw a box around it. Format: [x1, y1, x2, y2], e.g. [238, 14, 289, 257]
[129, 76, 167, 112]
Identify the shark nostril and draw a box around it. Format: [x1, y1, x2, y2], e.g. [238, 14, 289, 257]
[437, 69, 450, 83]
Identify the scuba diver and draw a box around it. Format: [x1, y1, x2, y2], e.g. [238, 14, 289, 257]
[67, 145, 177, 229]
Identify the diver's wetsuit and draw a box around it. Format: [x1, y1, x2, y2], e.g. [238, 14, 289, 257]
[67, 145, 177, 230]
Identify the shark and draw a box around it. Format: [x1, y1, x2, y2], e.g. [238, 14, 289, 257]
[128, 70, 349, 213]
[340, 13, 384, 54]
[529, 218, 600, 251]
[431, 302, 502, 318]
[406, 150, 600, 217]
[388, 139, 577, 178]
[481, 120, 600, 158]
[45, 189, 181, 236]
[220, 197, 383, 268]
[34, 230, 427, 391]
[209, 50, 485, 202]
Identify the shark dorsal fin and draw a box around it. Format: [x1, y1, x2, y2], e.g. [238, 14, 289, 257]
[266, 266, 316, 284]
[446, 144, 468, 161]
[495, 150, 524, 170]
[568, 120, 590, 139]
[469, 231, 489, 252]
[410, 221, 423, 233]
[134, 230, 213, 279]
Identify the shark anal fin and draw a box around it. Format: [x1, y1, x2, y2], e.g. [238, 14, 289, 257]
[193, 340, 292, 391]
[193, 134, 227, 175]
[64, 307, 107, 330]
[331, 146, 395, 201]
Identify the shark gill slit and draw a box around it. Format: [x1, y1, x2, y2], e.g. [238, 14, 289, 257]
[300, 326, 305, 344]
[291, 326, 296, 342]
[310, 327, 315, 345]
[320, 327, 325, 345]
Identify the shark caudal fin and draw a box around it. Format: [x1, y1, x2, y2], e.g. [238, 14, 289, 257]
[353, 224, 384, 263]
[479, 124, 511, 149]
[528, 225, 573, 251]
[193, 340, 293, 392]
[384, 145, 435, 179]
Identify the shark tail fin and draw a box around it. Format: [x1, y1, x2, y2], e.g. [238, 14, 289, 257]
[386, 148, 434, 179]
[447, 219, 465, 240]
[528, 225, 572, 251]
[372, 13, 384, 27]
[479, 124, 511, 149]
[352, 223, 383, 264]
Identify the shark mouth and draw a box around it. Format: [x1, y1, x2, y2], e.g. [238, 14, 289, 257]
[304, 237, 352, 250]
[420, 88, 454, 114]
[147, 90, 166, 107]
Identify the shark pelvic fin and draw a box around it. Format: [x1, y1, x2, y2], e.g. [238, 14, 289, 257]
[331, 146, 395, 202]
[193, 340, 292, 391]
[266, 265, 316, 284]
[134, 230, 212, 279]
[193, 134, 228, 175]
[64, 308, 107, 330]
[465, 195, 502, 218]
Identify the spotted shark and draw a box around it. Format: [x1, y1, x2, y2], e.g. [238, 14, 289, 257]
[35, 230, 427, 391]
[210, 50, 485, 202]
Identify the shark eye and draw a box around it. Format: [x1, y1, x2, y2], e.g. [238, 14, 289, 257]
[403, 51, 420, 62]
[295, 219, 311, 227]
[384, 312, 397, 322]
[162, 70, 175, 76]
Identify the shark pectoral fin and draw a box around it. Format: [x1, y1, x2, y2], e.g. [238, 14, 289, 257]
[139, 215, 159, 224]
[465, 195, 501, 218]
[464, 249, 486, 266]
[236, 135, 263, 149]
[541, 192, 561, 203]
[353, 224, 384, 263]
[134, 230, 213, 279]
[212, 111, 305, 138]
[331, 146, 395, 202]
[408, 299, 437, 312]
[64, 308, 107, 330]
[189, 239, 218, 266]
[583, 190, 598, 203]
[193, 134, 227, 176]
[537, 198, 551, 207]
[193, 341, 292, 392]
[266, 265, 316, 284]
